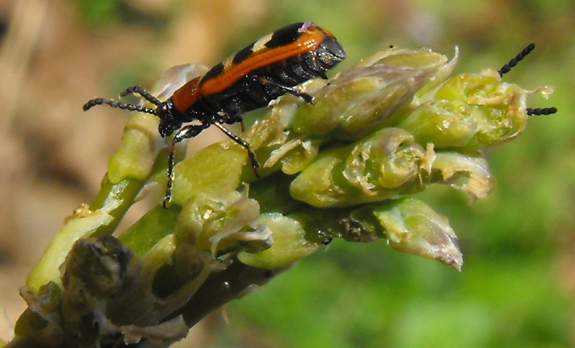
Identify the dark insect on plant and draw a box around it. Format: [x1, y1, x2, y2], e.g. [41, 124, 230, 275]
[83, 21, 346, 207]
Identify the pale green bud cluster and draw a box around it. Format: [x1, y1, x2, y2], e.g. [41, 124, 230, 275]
[15, 47, 553, 347]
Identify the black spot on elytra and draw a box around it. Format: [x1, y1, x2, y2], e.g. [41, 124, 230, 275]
[232, 43, 255, 65]
[201, 63, 225, 84]
[265, 22, 303, 49]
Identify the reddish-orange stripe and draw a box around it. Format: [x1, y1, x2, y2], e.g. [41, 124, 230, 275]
[172, 76, 202, 111]
[199, 29, 330, 96]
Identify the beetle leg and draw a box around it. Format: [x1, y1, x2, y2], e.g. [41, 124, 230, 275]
[257, 77, 314, 105]
[163, 123, 210, 208]
[213, 122, 260, 178]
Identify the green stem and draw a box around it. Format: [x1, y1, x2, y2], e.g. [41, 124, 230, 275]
[89, 177, 145, 238]
[167, 257, 278, 328]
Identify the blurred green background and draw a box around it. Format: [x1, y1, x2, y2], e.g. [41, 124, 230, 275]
[0, 0, 573, 347]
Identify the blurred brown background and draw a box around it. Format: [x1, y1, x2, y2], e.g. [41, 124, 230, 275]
[1, 0, 574, 347]
[0, 1, 255, 344]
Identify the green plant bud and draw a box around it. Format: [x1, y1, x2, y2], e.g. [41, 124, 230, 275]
[355, 47, 448, 70]
[290, 128, 426, 207]
[107, 113, 161, 184]
[402, 73, 529, 150]
[176, 190, 271, 257]
[403, 149, 495, 202]
[429, 151, 495, 201]
[354, 46, 459, 96]
[245, 100, 298, 150]
[290, 65, 434, 141]
[397, 99, 482, 148]
[289, 207, 384, 244]
[238, 213, 321, 269]
[245, 100, 314, 175]
[264, 134, 323, 175]
[372, 198, 463, 270]
[261, 48, 458, 176]
[169, 142, 251, 206]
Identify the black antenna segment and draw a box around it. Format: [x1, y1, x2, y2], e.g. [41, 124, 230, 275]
[82, 85, 160, 115]
[498, 43, 536, 77]
[497, 44, 557, 117]
[526, 107, 557, 116]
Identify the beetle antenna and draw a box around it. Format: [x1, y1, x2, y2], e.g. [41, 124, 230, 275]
[83, 98, 157, 115]
[498, 43, 536, 77]
[526, 107, 557, 116]
[119, 86, 162, 106]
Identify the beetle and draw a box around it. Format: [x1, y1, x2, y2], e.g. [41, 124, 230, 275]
[84, 21, 346, 207]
